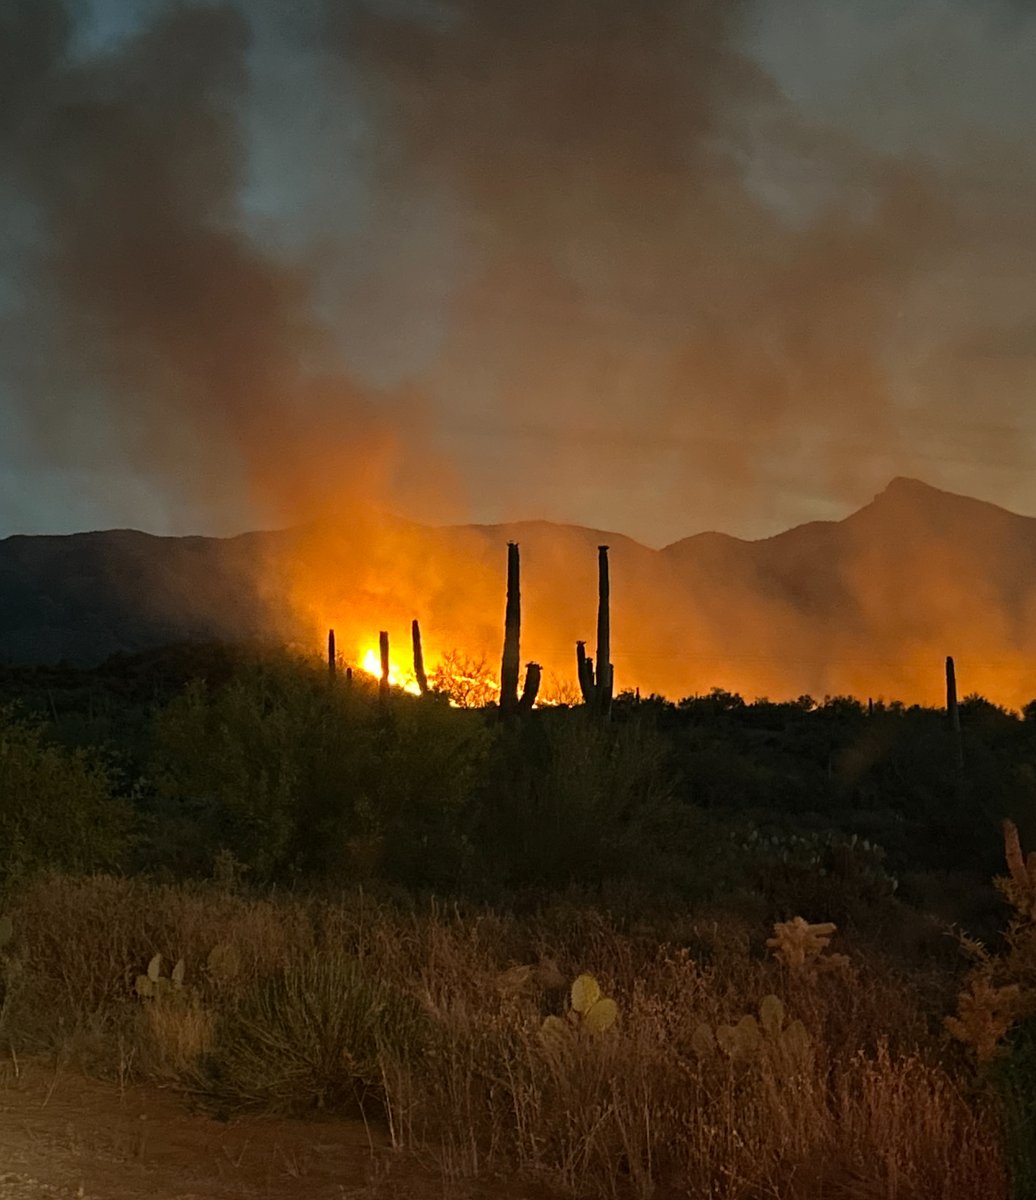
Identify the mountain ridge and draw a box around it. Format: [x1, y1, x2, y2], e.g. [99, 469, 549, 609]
[4, 478, 1036, 707]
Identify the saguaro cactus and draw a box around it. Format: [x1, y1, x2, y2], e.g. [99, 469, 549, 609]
[327, 629, 336, 680]
[412, 618, 430, 696]
[379, 630, 390, 703]
[946, 655, 964, 771]
[500, 542, 521, 718]
[595, 545, 613, 716]
[574, 547, 614, 715]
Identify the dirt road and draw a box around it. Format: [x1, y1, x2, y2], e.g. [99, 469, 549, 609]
[0, 1058, 395, 1200]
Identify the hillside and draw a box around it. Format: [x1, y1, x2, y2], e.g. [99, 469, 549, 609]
[4, 478, 1036, 706]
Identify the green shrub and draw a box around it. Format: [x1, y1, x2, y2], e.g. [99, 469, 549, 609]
[474, 712, 676, 890]
[150, 662, 360, 879]
[734, 824, 901, 925]
[0, 706, 132, 889]
[149, 655, 489, 886]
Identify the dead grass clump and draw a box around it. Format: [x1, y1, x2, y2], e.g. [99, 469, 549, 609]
[141, 994, 216, 1078]
[830, 1042, 1007, 1197]
[200, 949, 423, 1118]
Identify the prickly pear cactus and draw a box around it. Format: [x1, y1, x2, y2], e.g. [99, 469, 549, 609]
[570, 974, 618, 1033]
[690, 1022, 716, 1059]
[756, 993, 812, 1068]
[496, 963, 534, 999]
[135, 953, 187, 1001]
[759, 993, 784, 1036]
[716, 1014, 763, 1061]
[691, 994, 812, 1072]
[539, 972, 619, 1048]
[539, 1014, 570, 1052]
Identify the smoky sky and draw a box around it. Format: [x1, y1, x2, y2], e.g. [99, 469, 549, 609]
[1, 0, 1035, 543]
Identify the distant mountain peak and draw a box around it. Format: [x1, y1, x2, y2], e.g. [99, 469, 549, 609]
[880, 476, 941, 498]
[838, 476, 1029, 537]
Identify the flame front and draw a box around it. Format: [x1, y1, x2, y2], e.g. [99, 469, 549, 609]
[358, 647, 423, 696]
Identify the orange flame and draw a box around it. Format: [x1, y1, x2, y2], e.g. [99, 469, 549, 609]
[358, 647, 423, 696]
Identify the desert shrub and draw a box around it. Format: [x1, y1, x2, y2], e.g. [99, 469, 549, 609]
[474, 711, 676, 890]
[0, 912, 20, 1037]
[946, 819, 1036, 1197]
[150, 660, 367, 879]
[988, 1018, 1036, 1199]
[201, 950, 424, 1116]
[735, 823, 902, 926]
[149, 655, 489, 886]
[0, 706, 132, 889]
[428, 649, 498, 708]
[343, 696, 491, 890]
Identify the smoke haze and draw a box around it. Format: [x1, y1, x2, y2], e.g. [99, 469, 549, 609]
[2, 0, 1035, 542]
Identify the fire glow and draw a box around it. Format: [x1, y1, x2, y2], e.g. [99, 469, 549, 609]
[266, 481, 1036, 712]
[359, 647, 423, 696]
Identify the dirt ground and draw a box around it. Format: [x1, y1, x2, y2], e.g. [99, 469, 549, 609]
[0, 1059, 538, 1200]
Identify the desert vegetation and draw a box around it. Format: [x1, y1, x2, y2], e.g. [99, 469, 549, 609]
[2, 644, 1036, 1196]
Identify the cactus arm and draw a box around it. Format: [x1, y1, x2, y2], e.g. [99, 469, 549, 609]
[519, 662, 542, 712]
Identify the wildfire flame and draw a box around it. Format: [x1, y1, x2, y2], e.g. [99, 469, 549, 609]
[352, 643, 559, 708]
[358, 647, 423, 696]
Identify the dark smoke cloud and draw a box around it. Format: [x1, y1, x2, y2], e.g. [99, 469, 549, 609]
[1, 0, 1035, 544]
[0, 0, 423, 534]
[327, 0, 999, 541]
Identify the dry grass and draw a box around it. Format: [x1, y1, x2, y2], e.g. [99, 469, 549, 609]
[1, 874, 1010, 1199]
[142, 993, 216, 1076]
[9, 873, 312, 1018]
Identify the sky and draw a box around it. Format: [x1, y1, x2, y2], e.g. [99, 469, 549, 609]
[1, 0, 1035, 546]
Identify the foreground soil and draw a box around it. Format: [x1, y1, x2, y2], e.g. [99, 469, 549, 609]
[0, 1059, 542, 1200]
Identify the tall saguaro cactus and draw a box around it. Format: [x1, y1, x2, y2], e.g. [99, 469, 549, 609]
[500, 542, 521, 718]
[595, 545, 613, 717]
[327, 628, 336, 680]
[574, 547, 615, 716]
[946, 655, 964, 771]
[379, 630, 390, 704]
[412, 618, 430, 696]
